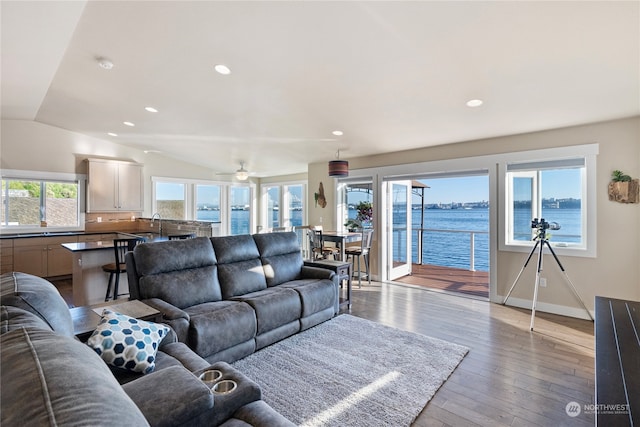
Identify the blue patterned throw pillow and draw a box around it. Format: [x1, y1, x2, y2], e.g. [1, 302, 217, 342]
[87, 309, 170, 374]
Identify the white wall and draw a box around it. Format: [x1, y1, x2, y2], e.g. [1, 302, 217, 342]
[308, 116, 640, 315]
[1, 119, 222, 215]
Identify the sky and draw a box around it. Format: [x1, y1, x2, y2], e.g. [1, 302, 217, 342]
[157, 170, 581, 206]
[413, 170, 580, 204]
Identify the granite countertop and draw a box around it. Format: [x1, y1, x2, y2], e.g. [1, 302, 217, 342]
[0, 231, 99, 239]
[62, 233, 168, 252]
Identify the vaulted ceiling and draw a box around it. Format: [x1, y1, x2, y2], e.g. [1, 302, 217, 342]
[2, 1, 638, 177]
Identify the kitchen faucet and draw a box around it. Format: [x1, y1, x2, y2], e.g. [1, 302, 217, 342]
[151, 213, 162, 236]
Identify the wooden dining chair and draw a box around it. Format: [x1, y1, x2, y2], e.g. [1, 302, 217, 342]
[307, 229, 339, 260]
[101, 237, 145, 301]
[345, 229, 374, 287]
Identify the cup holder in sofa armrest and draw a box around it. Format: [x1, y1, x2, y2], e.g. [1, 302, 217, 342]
[192, 362, 262, 426]
[122, 366, 213, 426]
[212, 379, 237, 394]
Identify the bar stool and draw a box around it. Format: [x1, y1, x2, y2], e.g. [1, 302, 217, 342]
[345, 229, 374, 287]
[307, 229, 339, 260]
[168, 233, 197, 240]
[102, 237, 145, 301]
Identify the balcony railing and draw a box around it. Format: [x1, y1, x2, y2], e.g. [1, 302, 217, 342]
[393, 227, 489, 272]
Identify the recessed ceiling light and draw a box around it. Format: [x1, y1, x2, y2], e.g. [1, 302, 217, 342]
[123, 121, 135, 127]
[97, 57, 114, 70]
[214, 64, 231, 75]
[332, 130, 344, 136]
[107, 132, 118, 137]
[466, 99, 484, 107]
[145, 107, 158, 113]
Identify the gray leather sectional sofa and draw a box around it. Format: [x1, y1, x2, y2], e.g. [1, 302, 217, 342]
[0, 272, 295, 426]
[126, 231, 339, 363]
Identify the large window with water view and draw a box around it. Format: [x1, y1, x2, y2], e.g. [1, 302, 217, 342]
[506, 158, 585, 248]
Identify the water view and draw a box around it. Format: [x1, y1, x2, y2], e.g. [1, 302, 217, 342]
[197, 206, 581, 273]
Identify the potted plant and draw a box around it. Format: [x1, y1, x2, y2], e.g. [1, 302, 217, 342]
[345, 201, 373, 231]
[608, 170, 639, 204]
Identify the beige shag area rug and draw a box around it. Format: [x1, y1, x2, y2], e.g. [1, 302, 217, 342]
[233, 314, 468, 426]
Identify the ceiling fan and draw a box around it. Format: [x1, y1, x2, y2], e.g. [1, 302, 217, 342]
[216, 161, 253, 181]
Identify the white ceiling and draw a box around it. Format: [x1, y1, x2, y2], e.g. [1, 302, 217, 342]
[2, 1, 639, 177]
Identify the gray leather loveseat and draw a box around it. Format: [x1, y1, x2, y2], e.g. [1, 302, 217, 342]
[1, 272, 295, 427]
[126, 231, 339, 363]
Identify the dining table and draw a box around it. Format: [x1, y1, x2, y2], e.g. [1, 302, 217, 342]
[321, 231, 362, 262]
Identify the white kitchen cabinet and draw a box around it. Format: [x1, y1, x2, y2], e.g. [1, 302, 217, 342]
[87, 159, 143, 212]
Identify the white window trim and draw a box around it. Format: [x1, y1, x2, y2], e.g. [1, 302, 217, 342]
[0, 169, 86, 233]
[498, 144, 598, 258]
[151, 176, 255, 234]
[259, 180, 307, 231]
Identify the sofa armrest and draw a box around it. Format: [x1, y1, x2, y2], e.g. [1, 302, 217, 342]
[193, 362, 262, 426]
[160, 342, 210, 372]
[300, 266, 336, 280]
[142, 298, 189, 322]
[123, 366, 213, 427]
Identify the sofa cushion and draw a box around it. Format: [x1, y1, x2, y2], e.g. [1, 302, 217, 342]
[1, 327, 149, 426]
[254, 232, 304, 286]
[133, 239, 223, 308]
[261, 252, 304, 287]
[211, 235, 260, 264]
[186, 301, 257, 358]
[212, 235, 268, 299]
[231, 288, 301, 335]
[278, 279, 336, 317]
[87, 309, 170, 374]
[1, 305, 51, 334]
[252, 231, 300, 257]
[217, 259, 267, 299]
[139, 265, 222, 309]
[133, 237, 216, 275]
[0, 272, 74, 337]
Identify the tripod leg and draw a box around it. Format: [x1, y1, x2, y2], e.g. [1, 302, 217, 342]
[503, 240, 540, 305]
[544, 241, 594, 321]
[530, 239, 545, 331]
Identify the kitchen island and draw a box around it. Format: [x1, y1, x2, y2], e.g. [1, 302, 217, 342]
[62, 234, 166, 306]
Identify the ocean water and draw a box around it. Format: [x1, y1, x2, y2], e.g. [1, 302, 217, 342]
[198, 207, 581, 273]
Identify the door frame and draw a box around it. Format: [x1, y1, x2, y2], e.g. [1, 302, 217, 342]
[384, 180, 412, 280]
[334, 157, 498, 303]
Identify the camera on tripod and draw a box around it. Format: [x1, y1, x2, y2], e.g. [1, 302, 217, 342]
[531, 218, 560, 231]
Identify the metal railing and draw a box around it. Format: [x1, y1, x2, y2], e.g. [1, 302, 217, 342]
[393, 227, 488, 272]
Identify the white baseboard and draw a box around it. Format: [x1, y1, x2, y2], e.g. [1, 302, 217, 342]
[499, 295, 594, 320]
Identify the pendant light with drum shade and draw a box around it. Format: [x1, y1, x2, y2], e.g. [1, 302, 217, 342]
[328, 150, 349, 177]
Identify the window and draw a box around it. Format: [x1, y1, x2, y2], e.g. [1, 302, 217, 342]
[196, 185, 221, 222]
[152, 177, 254, 234]
[230, 187, 251, 235]
[264, 186, 280, 229]
[155, 182, 186, 220]
[284, 184, 304, 227]
[259, 181, 306, 231]
[504, 155, 593, 255]
[1, 172, 82, 230]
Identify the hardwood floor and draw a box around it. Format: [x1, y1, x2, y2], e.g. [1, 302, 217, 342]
[342, 281, 595, 427]
[394, 263, 489, 299]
